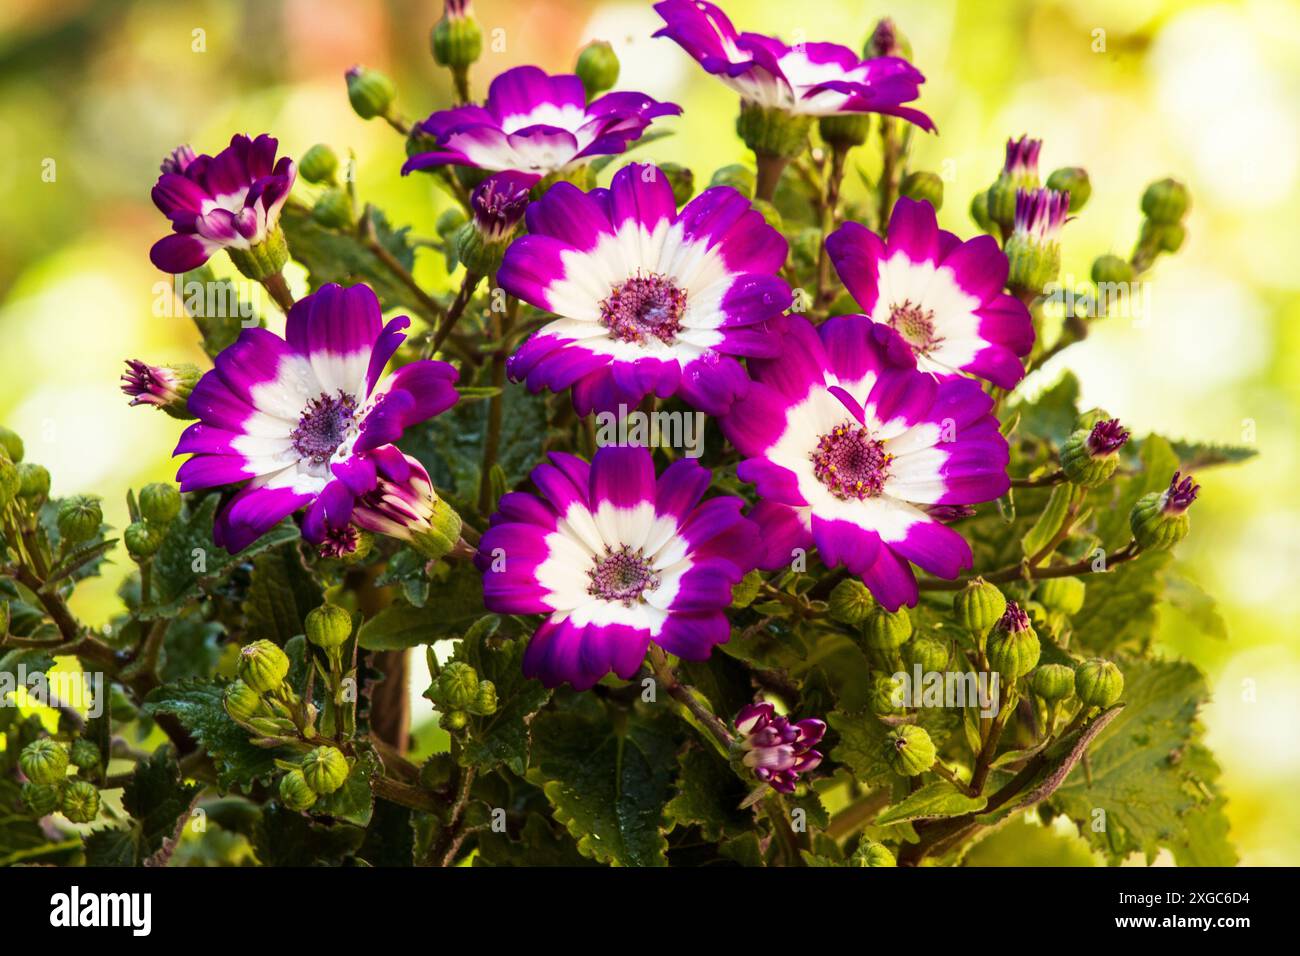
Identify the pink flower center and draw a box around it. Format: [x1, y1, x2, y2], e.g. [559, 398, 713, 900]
[600, 273, 686, 346]
[587, 545, 660, 605]
[888, 299, 941, 353]
[292, 392, 357, 465]
[812, 424, 892, 500]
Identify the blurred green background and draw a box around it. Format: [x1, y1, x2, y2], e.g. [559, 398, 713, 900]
[1, 0, 1296, 864]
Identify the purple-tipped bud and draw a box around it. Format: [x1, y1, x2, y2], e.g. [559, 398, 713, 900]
[997, 601, 1032, 634]
[734, 702, 825, 793]
[445, 0, 472, 17]
[866, 19, 909, 59]
[1087, 418, 1130, 457]
[1162, 471, 1200, 514]
[470, 171, 538, 241]
[1003, 135, 1043, 178]
[1013, 187, 1070, 241]
[160, 145, 197, 175]
[121, 360, 199, 419]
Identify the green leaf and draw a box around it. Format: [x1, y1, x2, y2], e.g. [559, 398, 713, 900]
[357, 600, 432, 651]
[142, 679, 284, 792]
[962, 814, 1102, 866]
[122, 749, 203, 862]
[177, 266, 258, 356]
[242, 548, 322, 644]
[875, 781, 987, 826]
[475, 814, 594, 867]
[1011, 370, 1080, 448]
[527, 708, 679, 867]
[1048, 659, 1236, 865]
[252, 803, 366, 866]
[457, 630, 551, 775]
[311, 748, 377, 828]
[82, 826, 143, 867]
[664, 744, 751, 841]
[1070, 550, 1170, 656]
[1021, 483, 1072, 558]
[826, 710, 895, 787]
[1167, 438, 1258, 471]
[1163, 565, 1228, 641]
[358, 562, 486, 650]
[144, 495, 299, 619]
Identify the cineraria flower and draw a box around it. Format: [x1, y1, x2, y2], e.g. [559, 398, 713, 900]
[652, 0, 932, 127]
[478, 445, 759, 690]
[402, 66, 680, 178]
[734, 702, 825, 793]
[149, 133, 296, 276]
[720, 315, 1010, 610]
[340, 446, 463, 560]
[499, 162, 791, 415]
[173, 283, 458, 552]
[1161, 471, 1200, 513]
[121, 360, 200, 419]
[826, 198, 1034, 388]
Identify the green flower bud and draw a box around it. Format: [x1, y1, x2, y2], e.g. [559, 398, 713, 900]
[472, 680, 498, 716]
[818, 113, 872, 149]
[1030, 663, 1075, 702]
[225, 226, 289, 281]
[311, 187, 354, 229]
[124, 520, 164, 562]
[1075, 659, 1124, 708]
[432, 4, 483, 70]
[22, 782, 61, 817]
[346, 65, 396, 120]
[223, 679, 266, 724]
[884, 724, 936, 776]
[899, 171, 944, 211]
[574, 40, 619, 99]
[863, 606, 912, 652]
[1091, 253, 1135, 286]
[970, 189, 995, 233]
[0, 425, 23, 462]
[986, 604, 1040, 680]
[16, 462, 50, 501]
[299, 143, 339, 185]
[437, 662, 480, 710]
[20, 739, 69, 785]
[730, 570, 763, 608]
[279, 769, 318, 811]
[736, 102, 812, 160]
[409, 495, 463, 563]
[828, 578, 876, 625]
[300, 746, 350, 795]
[57, 495, 102, 545]
[1130, 472, 1198, 551]
[1035, 576, 1086, 615]
[1046, 166, 1091, 211]
[904, 635, 950, 674]
[851, 840, 897, 867]
[867, 672, 905, 716]
[953, 577, 1006, 637]
[138, 482, 182, 525]
[69, 738, 101, 772]
[0, 457, 18, 509]
[658, 162, 696, 206]
[1141, 178, 1189, 225]
[1140, 219, 1185, 254]
[442, 709, 469, 731]
[305, 603, 353, 651]
[708, 164, 756, 199]
[237, 640, 291, 695]
[60, 779, 100, 824]
[1060, 419, 1130, 488]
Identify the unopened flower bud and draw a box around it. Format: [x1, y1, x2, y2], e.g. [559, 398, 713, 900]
[1141, 178, 1189, 225]
[1130, 472, 1198, 551]
[22, 782, 61, 817]
[1046, 166, 1090, 211]
[867, 672, 905, 716]
[20, 739, 69, 785]
[16, 462, 50, 501]
[279, 769, 317, 811]
[828, 578, 875, 624]
[851, 840, 897, 867]
[306, 603, 353, 651]
[1091, 254, 1135, 287]
[1035, 576, 1086, 615]
[223, 679, 265, 724]
[658, 162, 695, 206]
[0, 458, 18, 508]
[139, 482, 182, 526]
[1005, 188, 1069, 293]
[1139, 219, 1185, 254]
[1061, 418, 1130, 487]
[57, 495, 103, 545]
[730, 570, 763, 608]
[299, 143, 339, 185]
[736, 102, 813, 161]
[437, 662, 480, 710]
[953, 577, 1006, 637]
[60, 779, 101, 824]
[900, 171, 944, 211]
[124, 520, 164, 562]
[709, 164, 756, 198]
[456, 170, 538, 274]
[884, 724, 935, 776]
[121, 360, 200, 419]
[1075, 659, 1124, 708]
[443, 709, 469, 731]
[818, 113, 872, 148]
[432, 0, 483, 70]
[970, 189, 995, 233]
[238, 639, 291, 695]
[904, 635, 950, 674]
[0, 425, 23, 463]
[70, 738, 101, 772]
[863, 606, 912, 653]
[300, 746, 350, 795]
[865, 18, 911, 60]
[988, 135, 1042, 228]
[734, 702, 825, 793]
[575, 39, 619, 99]
[311, 187, 354, 229]
[986, 603, 1040, 679]
[1030, 663, 1075, 702]
[346, 65, 396, 120]
[472, 680, 498, 716]
[317, 525, 373, 564]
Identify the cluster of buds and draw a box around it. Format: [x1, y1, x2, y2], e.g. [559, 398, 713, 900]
[120, 360, 200, 419]
[733, 702, 825, 793]
[225, 640, 312, 742]
[1, 425, 48, 513]
[1061, 417, 1130, 487]
[18, 738, 103, 824]
[124, 481, 183, 565]
[1135, 178, 1190, 268]
[1130, 472, 1199, 551]
[280, 745, 352, 812]
[425, 661, 497, 731]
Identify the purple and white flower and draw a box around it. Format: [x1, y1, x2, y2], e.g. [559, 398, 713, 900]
[342, 445, 462, 558]
[402, 66, 679, 178]
[173, 283, 458, 552]
[499, 162, 791, 415]
[826, 198, 1034, 388]
[149, 134, 296, 274]
[478, 445, 759, 690]
[653, 0, 932, 127]
[734, 702, 825, 793]
[720, 314, 1010, 611]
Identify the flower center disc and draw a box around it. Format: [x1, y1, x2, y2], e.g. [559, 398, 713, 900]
[291, 392, 358, 465]
[600, 273, 686, 346]
[812, 424, 892, 500]
[888, 299, 941, 353]
[587, 545, 660, 605]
